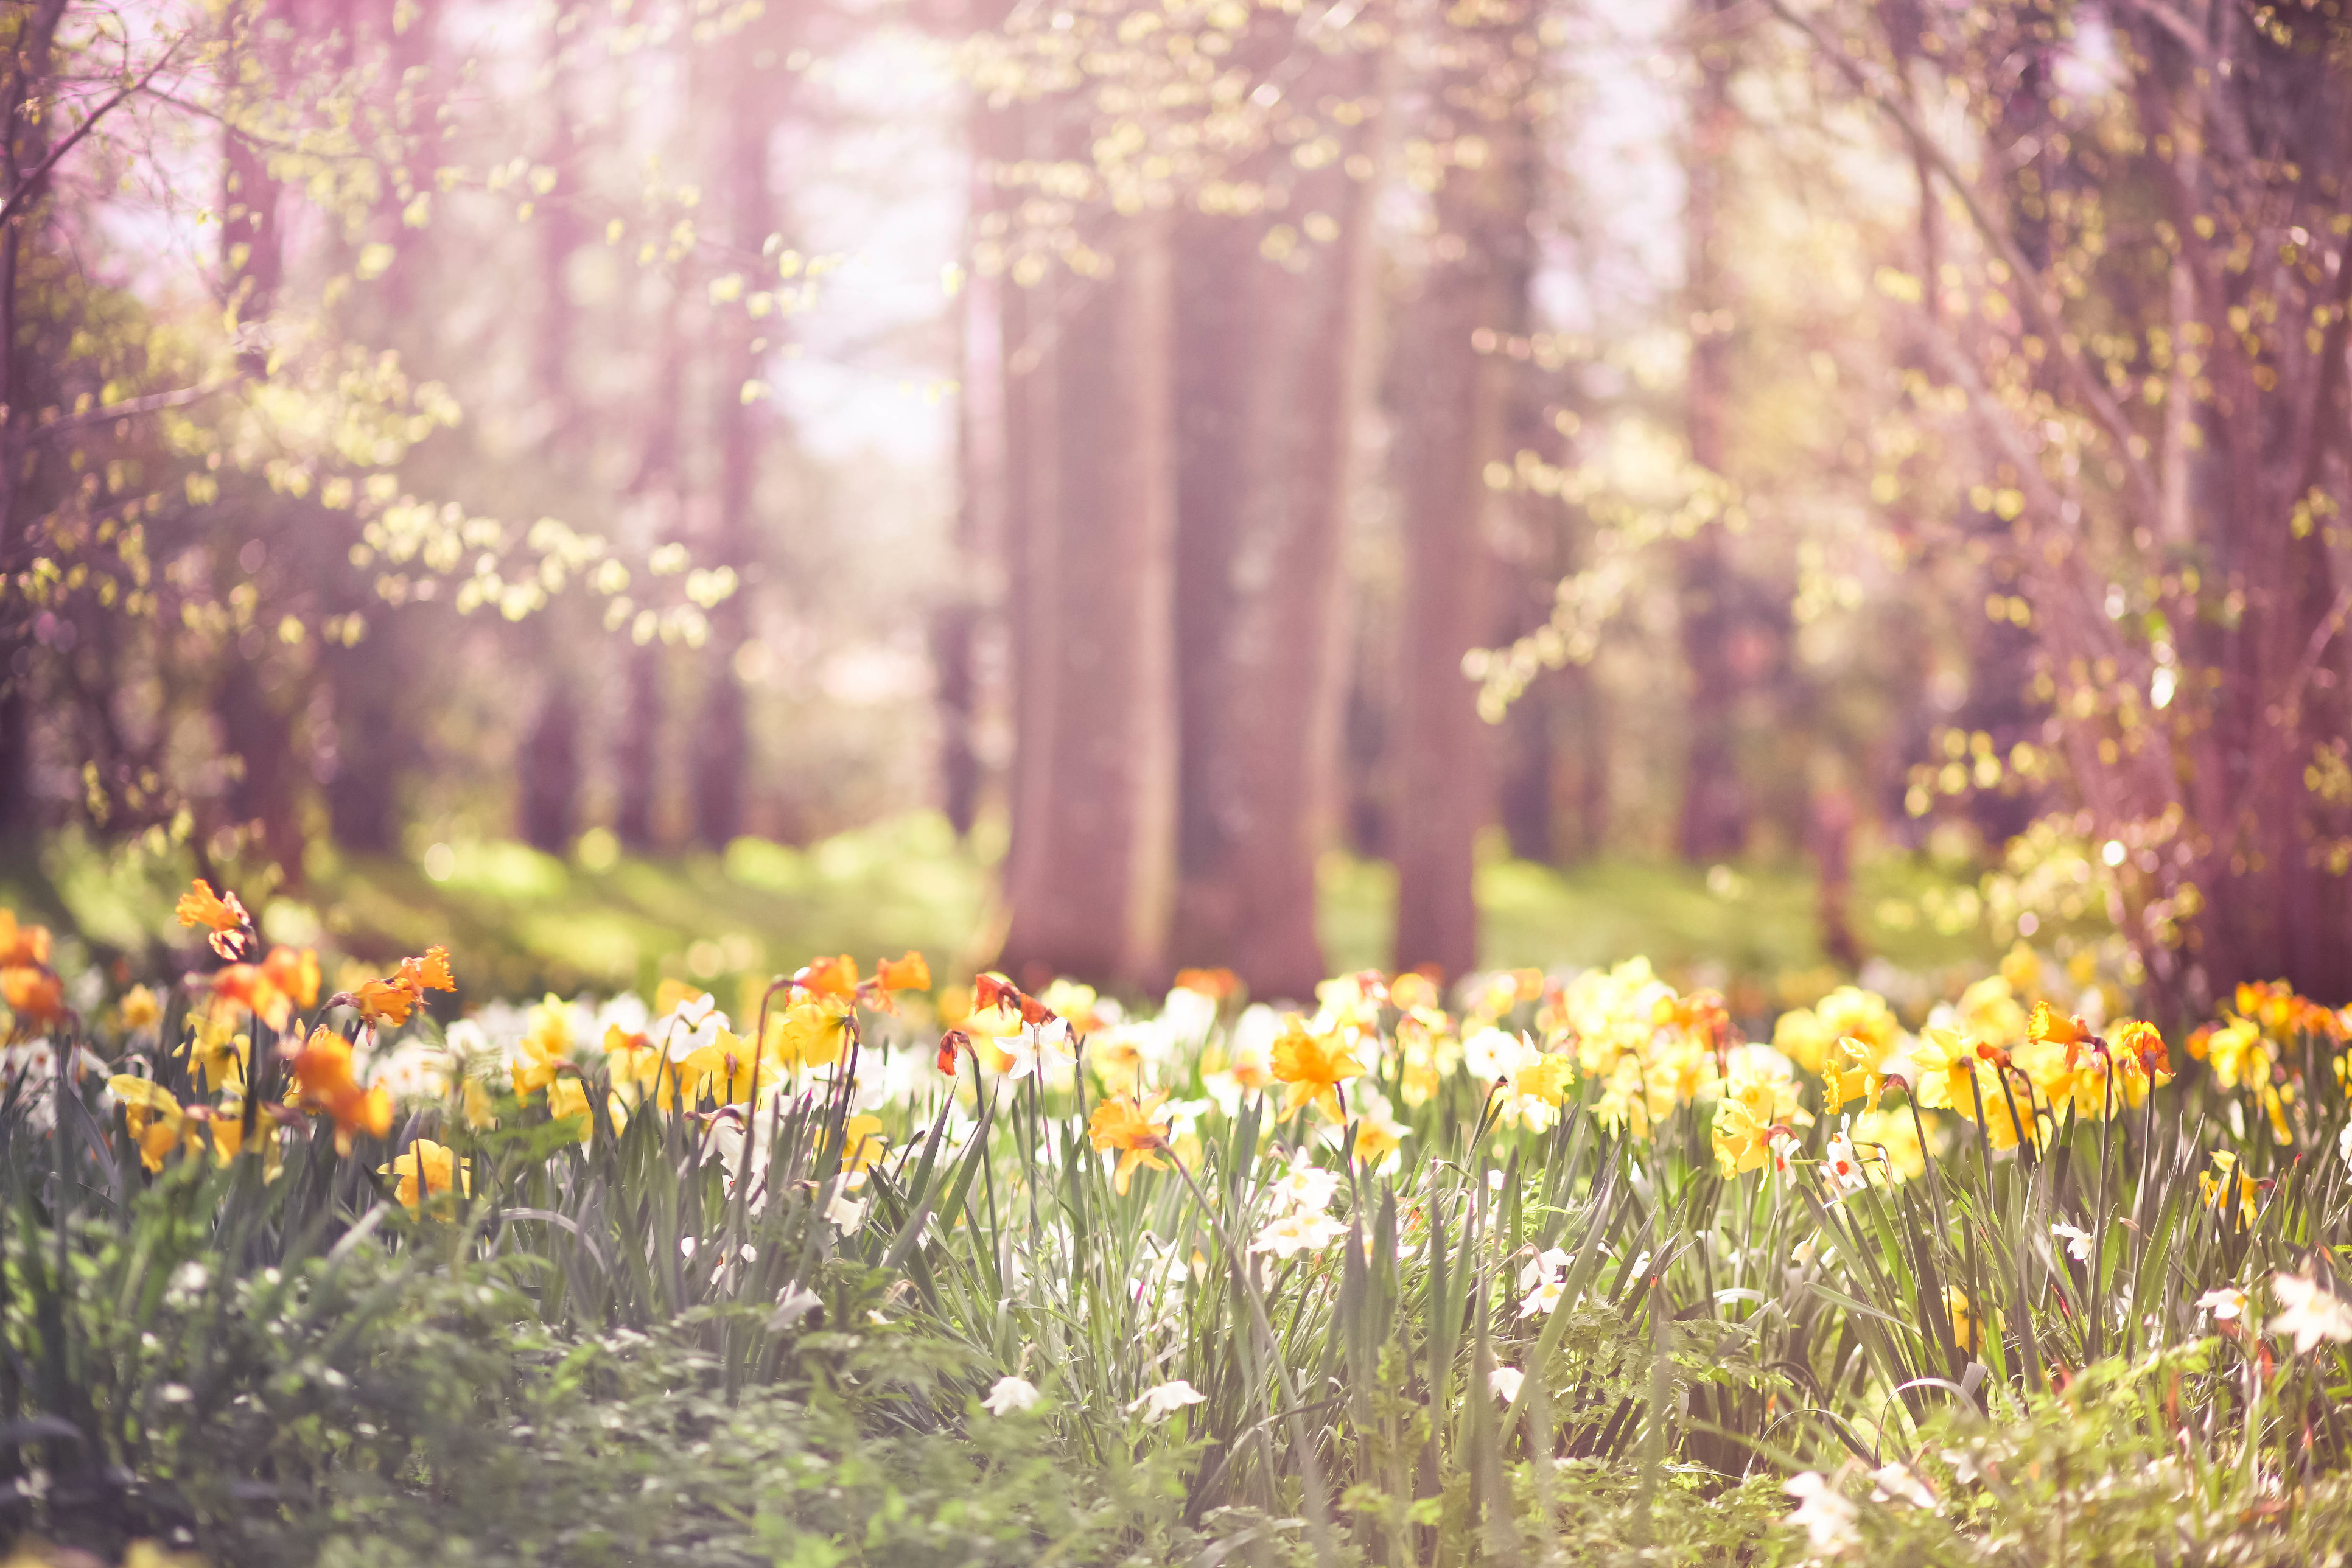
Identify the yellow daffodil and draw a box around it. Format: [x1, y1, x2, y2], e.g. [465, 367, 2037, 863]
[1088, 1092, 1172, 1196]
[684, 1026, 775, 1107]
[1945, 1286, 2001, 1359]
[287, 1027, 394, 1153]
[511, 1007, 571, 1101]
[381, 1139, 469, 1213]
[2199, 1150, 2262, 1231]
[839, 1113, 888, 1174]
[1269, 1015, 1363, 1121]
[769, 999, 849, 1074]
[111, 1077, 195, 1172]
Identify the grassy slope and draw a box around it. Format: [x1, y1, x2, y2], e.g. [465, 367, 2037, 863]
[13, 811, 1996, 1012]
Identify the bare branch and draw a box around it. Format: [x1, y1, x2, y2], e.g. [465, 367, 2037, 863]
[0, 36, 184, 229]
[31, 379, 229, 441]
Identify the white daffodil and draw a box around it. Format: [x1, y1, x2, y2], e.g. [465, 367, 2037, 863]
[1870, 1461, 1936, 1510]
[2196, 1285, 2249, 1322]
[1269, 1149, 1343, 1214]
[982, 1374, 1040, 1415]
[1129, 1379, 1207, 1420]
[1463, 1026, 1532, 1083]
[1000, 1018, 1077, 1083]
[1250, 1209, 1351, 1260]
[823, 1185, 867, 1236]
[1519, 1276, 1568, 1319]
[1783, 1472, 1860, 1557]
[1519, 1247, 1571, 1292]
[2050, 1222, 2093, 1264]
[1821, 1130, 1867, 1195]
[2269, 1270, 2352, 1354]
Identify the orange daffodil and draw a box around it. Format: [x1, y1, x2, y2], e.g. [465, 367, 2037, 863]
[287, 1027, 394, 1153]
[0, 909, 63, 1033]
[345, 947, 457, 1029]
[174, 879, 253, 959]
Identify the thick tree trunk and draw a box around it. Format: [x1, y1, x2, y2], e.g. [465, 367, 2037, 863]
[1169, 31, 1381, 1001]
[999, 214, 1179, 989]
[214, 0, 305, 880]
[1389, 4, 1535, 982]
[0, 2, 66, 855]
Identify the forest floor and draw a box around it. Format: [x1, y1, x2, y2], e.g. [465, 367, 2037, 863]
[12, 810, 1998, 1008]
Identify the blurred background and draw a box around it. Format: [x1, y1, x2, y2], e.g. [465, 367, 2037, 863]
[3, 0, 2349, 1018]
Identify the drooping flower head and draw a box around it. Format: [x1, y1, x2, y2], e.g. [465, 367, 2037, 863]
[345, 946, 457, 1029]
[174, 880, 254, 960]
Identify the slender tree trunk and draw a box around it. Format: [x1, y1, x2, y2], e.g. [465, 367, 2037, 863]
[1389, 2, 1536, 981]
[937, 2, 1022, 841]
[691, 22, 783, 849]
[1674, 0, 1752, 864]
[518, 2, 584, 854]
[999, 212, 1179, 989]
[222, 0, 287, 377]
[615, 267, 690, 852]
[998, 102, 1062, 975]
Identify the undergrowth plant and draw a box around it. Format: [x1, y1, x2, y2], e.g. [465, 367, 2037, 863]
[0, 887, 2345, 1564]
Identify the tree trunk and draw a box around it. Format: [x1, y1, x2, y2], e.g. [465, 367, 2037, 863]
[214, 0, 304, 880]
[691, 21, 783, 849]
[615, 265, 691, 852]
[0, 1, 67, 854]
[1673, 0, 1752, 864]
[999, 213, 1180, 990]
[937, 4, 1021, 841]
[1389, 3, 1536, 982]
[221, 0, 288, 377]
[518, 0, 585, 855]
[1169, 26, 1382, 1002]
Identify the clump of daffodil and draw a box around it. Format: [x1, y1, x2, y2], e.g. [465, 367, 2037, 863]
[1551, 959, 1723, 1143]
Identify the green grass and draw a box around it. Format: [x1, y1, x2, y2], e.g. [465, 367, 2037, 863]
[11, 813, 1999, 1008]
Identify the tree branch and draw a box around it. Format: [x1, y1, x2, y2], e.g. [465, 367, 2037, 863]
[1762, 0, 2165, 525]
[0, 37, 183, 229]
[31, 378, 229, 441]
